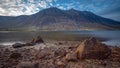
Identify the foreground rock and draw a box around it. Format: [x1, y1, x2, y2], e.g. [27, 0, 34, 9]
[31, 36, 44, 43]
[54, 48, 66, 57]
[9, 52, 22, 59]
[25, 43, 34, 46]
[110, 47, 120, 62]
[12, 43, 34, 48]
[35, 50, 48, 59]
[12, 36, 44, 48]
[57, 61, 65, 67]
[65, 51, 77, 61]
[12, 43, 25, 48]
[16, 61, 39, 68]
[76, 38, 111, 60]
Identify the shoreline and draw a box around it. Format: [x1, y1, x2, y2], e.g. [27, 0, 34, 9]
[1, 40, 120, 47]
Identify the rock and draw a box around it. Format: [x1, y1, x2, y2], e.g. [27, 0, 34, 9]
[57, 61, 65, 66]
[12, 43, 25, 48]
[25, 43, 34, 46]
[16, 61, 39, 68]
[54, 48, 66, 57]
[110, 47, 120, 62]
[31, 36, 44, 43]
[39, 63, 55, 68]
[35, 50, 47, 59]
[10, 52, 22, 59]
[58, 42, 63, 45]
[65, 52, 77, 61]
[76, 37, 111, 60]
[31, 38, 35, 43]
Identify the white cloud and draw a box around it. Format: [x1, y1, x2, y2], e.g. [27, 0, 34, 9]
[0, 7, 5, 13]
[0, 0, 54, 16]
[58, 6, 66, 10]
[49, 3, 53, 6]
[54, 0, 57, 2]
[46, 0, 53, 2]
[56, 4, 60, 6]
[39, 1, 47, 8]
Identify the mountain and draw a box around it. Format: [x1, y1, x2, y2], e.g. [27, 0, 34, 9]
[0, 7, 120, 31]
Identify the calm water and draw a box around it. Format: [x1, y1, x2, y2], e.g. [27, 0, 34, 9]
[0, 31, 120, 46]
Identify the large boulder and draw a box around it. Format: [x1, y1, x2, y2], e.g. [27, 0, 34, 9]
[12, 43, 25, 48]
[76, 38, 111, 60]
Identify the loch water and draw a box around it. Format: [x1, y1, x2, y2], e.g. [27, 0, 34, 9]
[0, 31, 120, 46]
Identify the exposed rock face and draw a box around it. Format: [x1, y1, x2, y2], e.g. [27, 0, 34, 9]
[76, 38, 111, 60]
[65, 52, 77, 61]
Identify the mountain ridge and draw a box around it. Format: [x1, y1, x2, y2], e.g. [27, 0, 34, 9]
[0, 7, 120, 31]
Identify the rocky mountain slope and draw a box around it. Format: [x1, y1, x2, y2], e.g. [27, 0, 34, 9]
[0, 7, 120, 30]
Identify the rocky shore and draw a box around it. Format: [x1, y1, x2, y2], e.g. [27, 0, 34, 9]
[0, 37, 120, 68]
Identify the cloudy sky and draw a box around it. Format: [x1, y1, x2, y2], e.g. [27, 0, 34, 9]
[0, 0, 120, 21]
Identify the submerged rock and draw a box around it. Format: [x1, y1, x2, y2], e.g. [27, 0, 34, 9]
[76, 37, 111, 60]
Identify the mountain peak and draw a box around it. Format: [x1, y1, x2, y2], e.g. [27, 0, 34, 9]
[69, 8, 76, 11]
[68, 8, 80, 13]
[44, 7, 61, 11]
[48, 7, 59, 9]
[35, 7, 65, 17]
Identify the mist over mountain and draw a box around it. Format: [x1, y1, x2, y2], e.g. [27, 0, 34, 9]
[0, 7, 120, 31]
